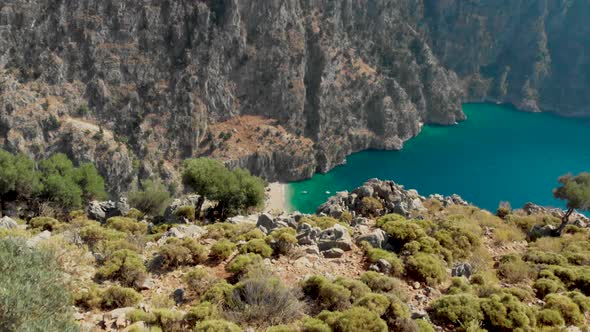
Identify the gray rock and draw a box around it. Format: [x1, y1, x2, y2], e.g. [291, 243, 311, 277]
[452, 263, 473, 278]
[135, 277, 155, 290]
[26, 230, 51, 247]
[317, 224, 353, 251]
[164, 225, 206, 239]
[87, 197, 130, 222]
[411, 309, 428, 319]
[302, 245, 321, 256]
[296, 223, 321, 245]
[376, 259, 392, 274]
[356, 229, 387, 248]
[163, 195, 204, 223]
[323, 248, 345, 258]
[256, 213, 289, 234]
[529, 224, 557, 240]
[173, 289, 185, 304]
[0, 216, 18, 229]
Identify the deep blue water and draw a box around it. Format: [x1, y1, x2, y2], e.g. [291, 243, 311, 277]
[288, 103, 590, 214]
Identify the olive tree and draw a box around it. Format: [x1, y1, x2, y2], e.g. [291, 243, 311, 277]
[553, 172, 590, 233]
[182, 158, 265, 220]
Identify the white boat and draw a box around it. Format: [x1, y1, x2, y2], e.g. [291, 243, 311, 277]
[301, 191, 308, 194]
[325, 191, 331, 194]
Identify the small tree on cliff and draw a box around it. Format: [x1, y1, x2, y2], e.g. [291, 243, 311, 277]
[0, 150, 42, 216]
[182, 158, 265, 220]
[553, 172, 590, 233]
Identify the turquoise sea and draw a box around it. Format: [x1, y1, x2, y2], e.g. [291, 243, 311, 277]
[288, 103, 590, 214]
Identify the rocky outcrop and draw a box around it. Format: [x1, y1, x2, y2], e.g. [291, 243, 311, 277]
[0, 1, 588, 192]
[87, 198, 130, 223]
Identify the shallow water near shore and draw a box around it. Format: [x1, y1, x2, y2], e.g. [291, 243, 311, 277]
[288, 103, 590, 214]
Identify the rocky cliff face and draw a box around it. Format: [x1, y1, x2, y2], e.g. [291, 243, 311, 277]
[0, 0, 587, 194]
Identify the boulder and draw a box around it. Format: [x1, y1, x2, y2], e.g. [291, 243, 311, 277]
[323, 248, 345, 258]
[87, 198, 130, 222]
[451, 263, 473, 278]
[529, 224, 557, 240]
[0, 216, 18, 229]
[296, 223, 321, 245]
[26, 230, 51, 247]
[173, 289, 185, 304]
[317, 224, 353, 251]
[356, 229, 387, 248]
[163, 225, 207, 239]
[256, 213, 289, 234]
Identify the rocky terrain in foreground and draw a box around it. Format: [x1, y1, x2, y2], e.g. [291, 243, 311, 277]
[2, 179, 590, 331]
[2, 1, 590, 193]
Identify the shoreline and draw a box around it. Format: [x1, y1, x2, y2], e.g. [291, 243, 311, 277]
[264, 182, 290, 214]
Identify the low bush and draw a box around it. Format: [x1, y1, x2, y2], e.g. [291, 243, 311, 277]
[239, 238, 273, 258]
[319, 307, 388, 332]
[225, 275, 302, 327]
[226, 253, 264, 276]
[415, 319, 436, 332]
[184, 302, 221, 326]
[318, 282, 352, 310]
[29, 216, 60, 231]
[0, 238, 77, 331]
[127, 179, 171, 216]
[333, 277, 371, 301]
[203, 281, 234, 305]
[360, 196, 383, 216]
[380, 220, 426, 249]
[268, 228, 298, 255]
[405, 253, 447, 286]
[533, 278, 564, 298]
[156, 238, 208, 270]
[544, 293, 584, 326]
[496, 255, 533, 284]
[301, 275, 329, 298]
[210, 239, 237, 261]
[184, 267, 216, 296]
[376, 214, 406, 228]
[79, 222, 126, 248]
[101, 286, 142, 309]
[175, 205, 196, 221]
[233, 228, 266, 242]
[431, 294, 483, 327]
[354, 293, 390, 316]
[360, 271, 407, 296]
[536, 309, 564, 327]
[96, 249, 147, 287]
[194, 319, 243, 332]
[383, 295, 411, 327]
[300, 317, 331, 332]
[299, 216, 340, 230]
[364, 246, 404, 277]
[566, 291, 590, 313]
[125, 208, 144, 220]
[447, 277, 472, 295]
[523, 250, 567, 266]
[106, 217, 148, 235]
[74, 285, 103, 310]
[480, 294, 533, 330]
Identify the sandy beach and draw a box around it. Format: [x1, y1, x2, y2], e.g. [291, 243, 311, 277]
[264, 182, 289, 213]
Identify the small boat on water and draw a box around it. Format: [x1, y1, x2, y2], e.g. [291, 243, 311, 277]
[325, 191, 331, 194]
[301, 191, 308, 194]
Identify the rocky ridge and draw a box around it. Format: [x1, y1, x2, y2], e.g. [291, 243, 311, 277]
[0, 1, 588, 194]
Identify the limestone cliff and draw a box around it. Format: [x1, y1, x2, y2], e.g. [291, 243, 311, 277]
[0, 0, 586, 194]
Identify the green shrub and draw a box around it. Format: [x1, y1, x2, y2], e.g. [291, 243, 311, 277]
[226, 275, 302, 327]
[101, 286, 142, 309]
[106, 216, 148, 234]
[497, 255, 533, 284]
[97, 238, 143, 256]
[29, 216, 60, 231]
[301, 275, 329, 298]
[447, 277, 472, 295]
[533, 278, 564, 298]
[318, 282, 352, 310]
[266, 325, 295, 332]
[334, 277, 371, 301]
[536, 309, 565, 327]
[339, 211, 353, 224]
[360, 271, 407, 295]
[320, 307, 388, 332]
[194, 319, 243, 332]
[566, 291, 590, 313]
[79, 222, 126, 248]
[433, 224, 480, 262]
[210, 239, 237, 260]
[268, 228, 298, 255]
[431, 294, 483, 327]
[152, 309, 184, 331]
[405, 253, 447, 286]
[354, 293, 390, 316]
[226, 253, 264, 276]
[364, 246, 404, 277]
[203, 281, 234, 305]
[383, 295, 411, 326]
[233, 228, 265, 242]
[128, 309, 157, 324]
[96, 249, 147, 287]
[156, 238, 208, 270]
[184, 302, 221, 326]
[380, 220, 426, 248]
[125, 208, 145, 220]
[480, 294, 533, 330]
[175, 205, 196, 221]
[299, 216, 340, 230]
[239, 238, 273, 258]
[523, 250, 567, 266]
[184, 267, 216, 295]
[415, 319, 436, 332]
[74, 285, 103, 310]
[360, 196, 383, 216]
[128, 179, 172, 216]
[544, 293, 584, 325]
[376, 214, 406, 228]
[0, 238, 77, 331]
[300, 317, 331, 332]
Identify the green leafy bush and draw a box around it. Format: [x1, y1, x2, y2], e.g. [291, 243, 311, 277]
[194, 319, 243, 332]
[566, 291, 590, 313]
[360, 196, 383, 216]
[0, 238, 77, 331]
[156, 237, 208, 270]
[268, 228, 298, 255]
[184, 302, 221, 326]
[239, 238, 273, 258]
[544, 293, 584, 326]
[380, 220, 426, 248]
[203, 280, 234, 305]
[318, 282, 352, 310]
[125, 208, 145, 220]
[405, 253, 447, 286]
[96, 249, 147, 287]
[333, 277, 371, 301]
[376, 214, 406, 228]
[364, 246, 404, 277]
[533, 278, 564, 298]
[300, 317, 331, 332]
[318, 307, 388, 332]
[176, 205, 196, 221]
[523, 250, 567, 266]
[184, 267, 216, 296]
[301, 275, 329, 298]
[360, 271, 407, 296]
[536, 309, 564, 327]
[101, 285, 142, 309]
[79, 222, 126, 249]
[354, 293, 390, 316]
[383, 295, 411, 326]
[431, 294, 483, 327]
[128, 179, 172, 216]
[29, 216, 60, 231]
[226, 253, 264, 276]
[210, 239, 237, 260]
[497, 255, 533, 284]
[106, 216, 148, 235]
[480, 294, 533, 330]
[74, 285, 103, 310]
